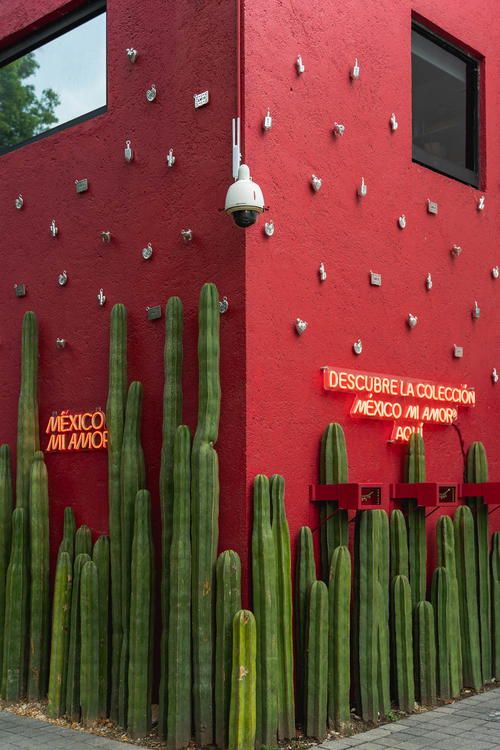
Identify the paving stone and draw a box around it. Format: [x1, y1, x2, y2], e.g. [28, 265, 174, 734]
[318, 742, 356, 749]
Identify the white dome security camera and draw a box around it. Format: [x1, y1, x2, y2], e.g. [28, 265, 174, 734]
[225, 164, 265, 228]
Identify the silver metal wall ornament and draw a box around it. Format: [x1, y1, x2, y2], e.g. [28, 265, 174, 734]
[264, 220, 274, 237]
[357, 177, 367, 198]
[311, 174, 322, 192]
[50, 219, 58, 237]
[390, 113, 398, 131]
[75, 178, 88, 193]
[219, 296, 229, 314]
[142, 242, 153, 259]
[146, 305, 162, 321]
[296, 55, 305, 74]
[453, 345, 463, 358]
[471, 300, 481, 319]
[56, 338, 66, 349]
[98, 289, 106, 306]
[370, 271, 382, 286]
[263, 110, 272, 131]
[492, 266, 499, 279]
[450, 244, 462, 257]
[332, 122, 345, 136]
[166, 148, 176, 167]
[407, 313, 418, 328]
[15, 194, 23, 209]
[126, 48, 137, 63]
[353, 338, 363, 355]
[180, 229, 193, 242]
[101, 231, 111, 243]
[426, 272, 433, 290]
[124, 140, 133, 162]
[398, 215, 406, 229]
[58, 271, 68, 286]
[146, 84, 157, 102]
[427, 199, 438, 215]
[193, 91, 209, 108]
[350, 58, 360, 79]
[492, 368, 499, 384]
[295, 318, 308, 335]
[477, 196, 485, 211]
[14, 284, 26, 297]
[319, 262, 327, 282]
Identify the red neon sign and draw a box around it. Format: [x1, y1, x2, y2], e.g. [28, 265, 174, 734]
[45, 410, 108, 452]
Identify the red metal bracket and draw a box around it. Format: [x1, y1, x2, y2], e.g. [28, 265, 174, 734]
[310, 483, 387, 510]
[459, 482, 500, 505]
[391, 482, 459, 508]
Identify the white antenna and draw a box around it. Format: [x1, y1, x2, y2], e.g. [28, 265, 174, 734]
[232, 117, 241, 180]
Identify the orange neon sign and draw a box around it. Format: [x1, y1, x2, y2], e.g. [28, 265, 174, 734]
[322, 366, 475, 443]
[45, 410, 108, 452]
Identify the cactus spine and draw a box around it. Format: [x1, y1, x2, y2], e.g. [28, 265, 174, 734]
[404, 434, 427, 606]
[65, 553, 91, 720]
[159, 296, 183, 738]
[391, 575, 414, 712]
[465, 441, 491, 682]
[319, 424, 348, 580]
[390, 509, 409, 579]
[492, 532, 500, 680]
[16, 311, 39, 509]
[215, 550, 242, 750]
[93, 536, 110, 718]
[28, 452, 50, 700]
[270, 474, 295, 739]
[80, 560, 100, 726]
[47, 552, 72, 717]
[436, 515, 462, 687]
[59, 507, 76, 561]
[2, 507, 28, 701]
[106, 302, 127, 722]
[294, 526, 316, 721]
[328, 545, 351, 728]
[228, 610, 257, 750]
[0, 445, 13, 684]
[356, 510, 380, 722]
[376, 509, 390, 717]
[454, 505, 481, 689]
[305, 580, 328, 741]
[75, 525, 92, 557]
[128, 490, 154, 739]
[191, 283, 221, 746]
[166, 428, 192, 749]
[414, 601, 436, 705]
[252, 475, 278, 747]
[119, 380, 146, 727]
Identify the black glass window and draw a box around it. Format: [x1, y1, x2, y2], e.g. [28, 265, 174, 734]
[412, 23, 480, 187]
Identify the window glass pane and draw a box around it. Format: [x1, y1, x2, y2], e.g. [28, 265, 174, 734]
[0, 11, 106, 151]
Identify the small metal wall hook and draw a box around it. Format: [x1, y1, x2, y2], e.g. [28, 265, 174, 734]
[407, 313, 418, 328]
[390, 113, 398, 131]
[98, 288, 106, 306]
[370, 271, 382, 287]
[263, 110, 272, 131]
[398, 215, 406, 229]
[124, 140, 133, 162]
[166, 148, 175, 167]
[451, 244, 462, 257]
[427, 199, 438, 215]
[472, 301, 481, 319]
[264, 220, 274, 237]
[14, 284, 26, 297]
[332, 122, 345, 136]
[453, 345, 463, 358]
[350, 58, 360, 79]
[193, 91, 209, 108]
[219, 296, 229, 314]
[126, 48, 137, 63]
[477, 196, 485, 211]
[146, 84, 157, 101]
[492, 266, 499, 279]
[56, 338, 66, 349]
[295, 318, 307, 335]
[101, 231, 111, 243]
[353, 339, 363, 355]
[58, 271, 68, 286]
[357, 177, 367, 198]
[15, 194, 23, 209]
[311, 174, 322, 192]
[492, 368, 499, 384]
[75, 178, 88, 193]
[180, 229, 193, 242]
[50, 219, 58, 237]
[142, 242, 153, 259]
[296, 55, 305, 74]
[426, 272, 433, 291]
[319, 262, 327, 282]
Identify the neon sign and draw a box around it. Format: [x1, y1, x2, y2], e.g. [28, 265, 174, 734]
[322, 367, 475, 443]
[45, 410, 108, 452]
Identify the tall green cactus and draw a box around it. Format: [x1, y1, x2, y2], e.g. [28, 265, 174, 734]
[404, 434, 427, 606]
[252, 475, 278, 747]
[159, 296, 183, 739]
[93, 536, 110, 718]
[75, 524, 92, 557]
[16, 311, 39, 510]
[492, 532, 500, 680]
[414, 601, 436, 705]
[0, 445, 13, 685]
[376, 509, 390, 717]
[229, 610, 257, 750]
[454, 505, 481, 689]
[119, 380, 146, 727]
[47, 551, 72, 718]
[305, 580, 328, 741]
[465, 441, 491, 682]
[28, 452, 50, 700]
[106, 302, 127, 722]
[58, 507, 76, 561]
[294, 526, 316, 722]
[65, 553, 91, 720]
[1, 507, 28, 701]
[390, 509, 408, 579]
[270, 474, 295, 739]
[191, 282, 221, 746]
[319, 424, 348, 580]
[80, 560, 100, 726]
[328, 545, 351, 728]
[431, 566, 459, 699]
[166, 427, 191, 749]
[391, 575, 414, 712]
[356, 510, 380, 722]
[215, 550, 242, 750]
[436, 515, 462, 687]
[128, 490, 154, 739]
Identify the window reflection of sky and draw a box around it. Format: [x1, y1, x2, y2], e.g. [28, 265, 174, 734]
[26, 12, 106, 126]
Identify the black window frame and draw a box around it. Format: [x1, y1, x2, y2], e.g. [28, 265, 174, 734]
[411, 20, 480, 188]
[0, 0, 107, 156]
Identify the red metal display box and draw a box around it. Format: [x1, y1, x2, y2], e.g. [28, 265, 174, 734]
[309, 483, 387, 510]
[391, 483, 459, 507]
[459, 482, 500, 505]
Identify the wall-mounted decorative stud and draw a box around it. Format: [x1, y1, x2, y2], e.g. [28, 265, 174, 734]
[407, 313, 418, 328]
[219, 296, 229, 314]
[492, 266, 499, 279]
[353, 339, 363, 355]
[296, 55, 305, 74]
[56, 338, 66, 349]
[14, 284, 26, 297]
[311, 174, 322, 192]
[263, 110, 272, 131]
[50, 219, 58, 237]
[75, 178, 88, 193]
[492, 368, 498, 384]
[319, 262, 327, 282]
[126, 48, 137, 63]
[370, 271, 382, 286]
[193, 91, 209, 108]
[350, 58, 360, 79]
[180, 229, 193, 242]
[332, 122, 345, 136]
[98, 289, 106, 306]
[58, 271, 68, 286]
[295, 318, 307, 335]
[398, 215, 406, 229]
[453, 345, 463, 358]
[146, 84, 157, 102]
[142, 242, 153, 259]
[146, 305, 161, 321]
[15, 194, 23, 209]
[426, 272, 433, 291]
[451, 244, 462, 257]
[390, 113, 398, 131]
[124, 140, 133, 162]
[264, 220, 274, 237]
[477, 196, 485, 211]
[166, 148, 176, 167]
[427, 199, 438, 215]
[101, 231, 111, 243]
[471, 300, 481, 319]
[357, 177, 367, 198]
